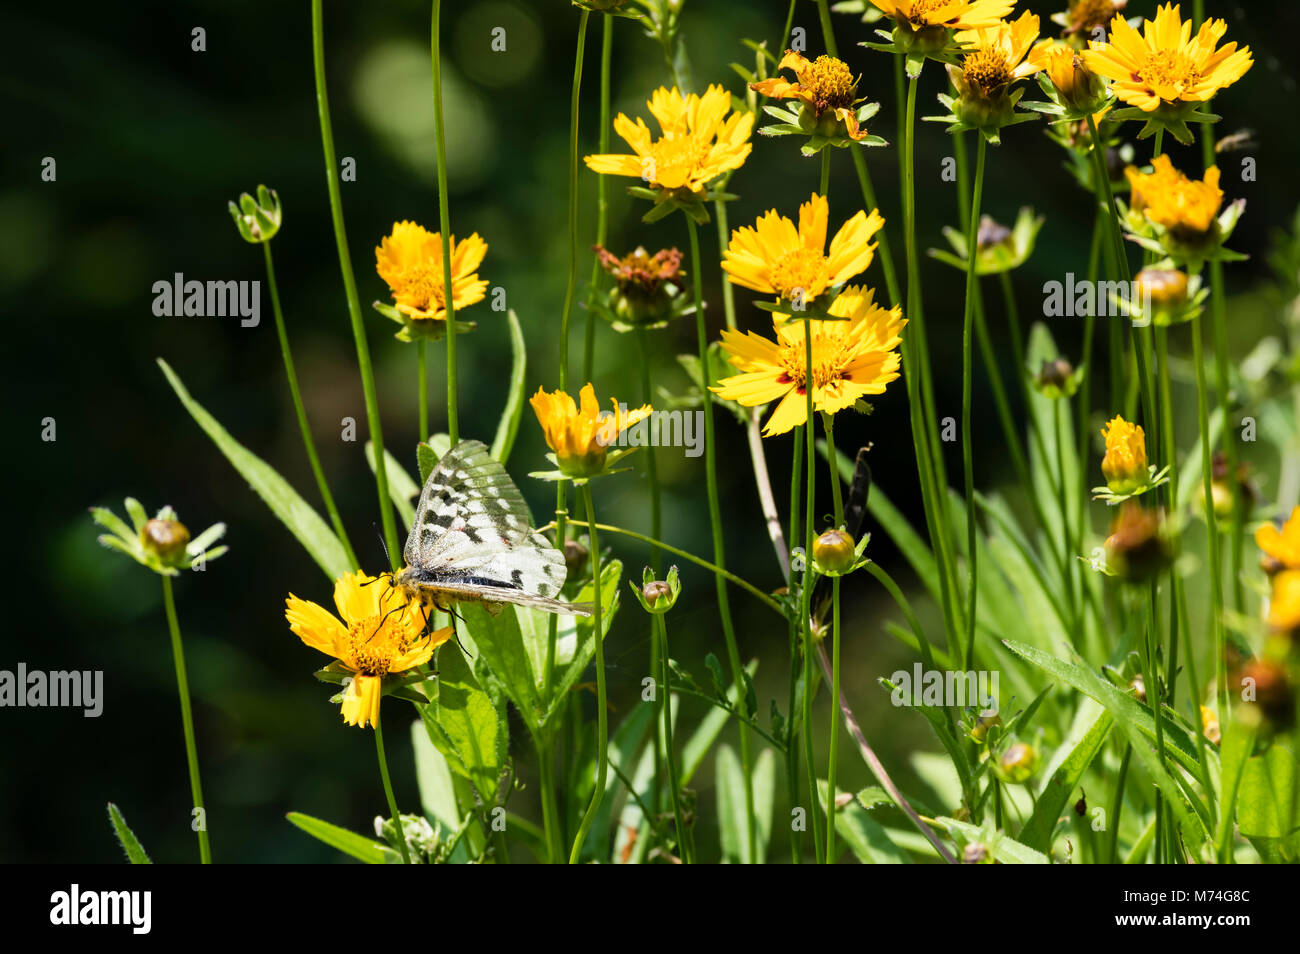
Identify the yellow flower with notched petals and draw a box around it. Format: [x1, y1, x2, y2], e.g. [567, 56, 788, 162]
[375, 221, 488, 323]
[711, 285, 905, 437]
[1257, 507, 1300, 573]
[285, 572, 452, 729]
[722, 194, 884, 304]
[1100, 415, 1148, 494]
[868, 0, 1014, 31]
[1082, 3, 1252, 113]
[583, 85, 753, 196]
[952, 11, 1043, 102]
[1125, 155, 1223, 235]
[530, 384, 652, 478]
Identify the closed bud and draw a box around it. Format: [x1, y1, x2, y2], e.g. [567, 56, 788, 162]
[141, 518, 190, 566]
[1035, 357, 1079, 399]
[564, 539, 589, 580]
[1135, 268, 1188, 307]
[998, 742, 1038, 783]
[962, 842, 991, 864]
[813, 528, 856, 574]
[969, 709, 1001, 743]
[228, 185, 282, 244]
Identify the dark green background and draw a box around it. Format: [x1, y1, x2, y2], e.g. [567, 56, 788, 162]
[2, 0, 1296, 862]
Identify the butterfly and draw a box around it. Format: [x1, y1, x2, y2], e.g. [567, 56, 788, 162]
[393, 439, 592, 617]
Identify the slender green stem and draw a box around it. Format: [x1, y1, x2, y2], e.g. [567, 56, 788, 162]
[960, 136, 986, 668]
[542, 484, 570, 695]
[815, 0, 838, 56]
[431, 0, 460, 444]
[373, 708, 411, 864]
[569, 483, 606, 864]
[655, 614, 690, 863]
[532, 729, 564, 863]
[802, 324, 823, 864]
[1192, 313, 1228, 713]
[262, 242, 358, 568]
[638, 327, 664, 817]
[560, 11, 590, 392]
[686, 214, 757, 863]
[311, 0, 399, 566]
[822, 412, 846, 864]
[416, 339, 429, 444]
[583, 14, 612, 384]
[786, 427, 804, 863]
[781, 0, 797, 49]
[1107, 743, 1132, 864]
[161, 576, 210, 864]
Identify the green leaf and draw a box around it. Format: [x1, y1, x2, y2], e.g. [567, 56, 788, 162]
[490, 310, 527, 465]
[1216, 718, 1254, 858]
[682, 660, 759, 784]
[366, 442, 420, 530]
[157, 358, 353, 581]
[286, 812, 391, 864]
[878, 677, 972, 797]
[934, 816, 1050, 864]
[1002, 638, 1211, 846]
[539, 560, 624, 726]
[1019, 701, 1112, 852]
[1237, 742, 1300, 862]
[818, 780, 910, 864]
[716, 743, 747, 863]
[418, 644, 506, 806]
[106, 803, 152, 864]
[410, 719, 466, 850]
[417, 435, 452, 484]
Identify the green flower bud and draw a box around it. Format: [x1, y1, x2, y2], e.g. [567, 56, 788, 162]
[997, 742, 1038, 784]
[141, 518, 190, 566]
[969, 709, 1002, 744]
[228, 185, 282, 244]
[813, 528, 856, 574]
[630, 565, 681, 615]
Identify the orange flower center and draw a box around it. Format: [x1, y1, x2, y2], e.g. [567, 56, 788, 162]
[770, 247, 831, 301]
[398, 262, 448, 311]
[907, 0, 952, 25]
[963, 48, 1012, 97]
[1069, 0, 1121, 34]
[1137, 49, 1201, 94]
[805, 56, 857, 111]
[343, 614, 414, 677]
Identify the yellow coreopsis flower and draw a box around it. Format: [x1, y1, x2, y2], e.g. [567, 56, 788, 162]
[285, 572, 452, 729]
[711, 285, 905, 437]
[952, 11, 1043, 103]
[1257, 507, 1300, 574]
[1267, 570, 1300, 632]
[375, 221, 488, 322]
[869, 0, 1014, 31]
[722, 193, 884, 305]
[751, 51, 870, 141]
[1100, 415, 1148, 494]
[530, 383, 652, 478]
[1125, 155, 1223, 235]
[583, 85, 754, 196]
[1082, 3, 1253, 113]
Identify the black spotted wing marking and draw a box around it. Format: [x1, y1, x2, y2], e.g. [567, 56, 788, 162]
[400, 440, 584, 614]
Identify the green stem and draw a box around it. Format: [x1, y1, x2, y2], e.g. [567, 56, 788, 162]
[532, 729, 564, 863]
[686, 214, 757, 863]
[1192, 312, 1228, 714]
[655, 614, 690, 863]
[560, 11, 590, 392]
[431, 0, 460, 444]
[1107, 743, 1132, 864]
[822, 412, 846, 864]
[583, 13, 612, 384]
[639, 327, 663, 818]
[416, 339, 429, 444]
[960, 135, 986, 668]
[815, 0, 838, 56]
[569, 483, 607, 864]
[542, 483, 570, 695]
[373, 708, 411, 864]
[802, 322, 823, 864]
[262, 242, 358, 568]
[311, 0, 399, 566]
[161, 575, 210, 864]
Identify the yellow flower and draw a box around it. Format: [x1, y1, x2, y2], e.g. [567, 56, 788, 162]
[1257, 507, 1300, 573]
[530, 383, 652, 478]
[1200, 705, 1220, 744]
[1267, 570, 1300, 631]
[1082, 3, 1253, 113]
[952, 11, 1043, 102]
[869, 0, 1014, 31]
[751, 51, 869, 141]
[285, 572, 452, 729]
[1125, 155, 1223, 235]
[1100, 415, 1148, 494]
[375, 221, 488, 322]
[583, 85, 754, 195]
[711, 285, 905, 437]
[722, 193, 884, 304]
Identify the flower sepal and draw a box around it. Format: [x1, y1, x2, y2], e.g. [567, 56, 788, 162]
[371, 300, 477, 343]
[1109, 100, 1220, 147]
[528, 449, 635, 485]
[1112, 266, 1208, 327]
[92, 498, 227, 576]
[315, 662, 438, 707]
[929, 207, 1043, 275]
[1091, 464, 1170, 505]
[758, 101, 888, 156]
[928, 86, 1039, 145]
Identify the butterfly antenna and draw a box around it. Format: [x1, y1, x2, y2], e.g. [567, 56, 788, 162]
[373, 522, 396, 573]
[366, 603, 407, 643]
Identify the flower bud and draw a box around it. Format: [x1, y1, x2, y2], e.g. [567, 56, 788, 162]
[1100, 416, 1149, 495]
[998, 742, 1038, 783]
[141, 518, 190, 566]
[1200, 706, 1220, 744]
[813, 528, 856, 574]
[969, 709, 1001, 744]
[228, 185, 282, 244]
[564, 539, 589, 580]
[1035, 357, 1078, 399]
[630, 565, 681, 615]
[962, 842, 991, 864]
[1130, 674, 1146, 703]
[1104, 504, 1173, 583]
[1135, 268, 1188, 307]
